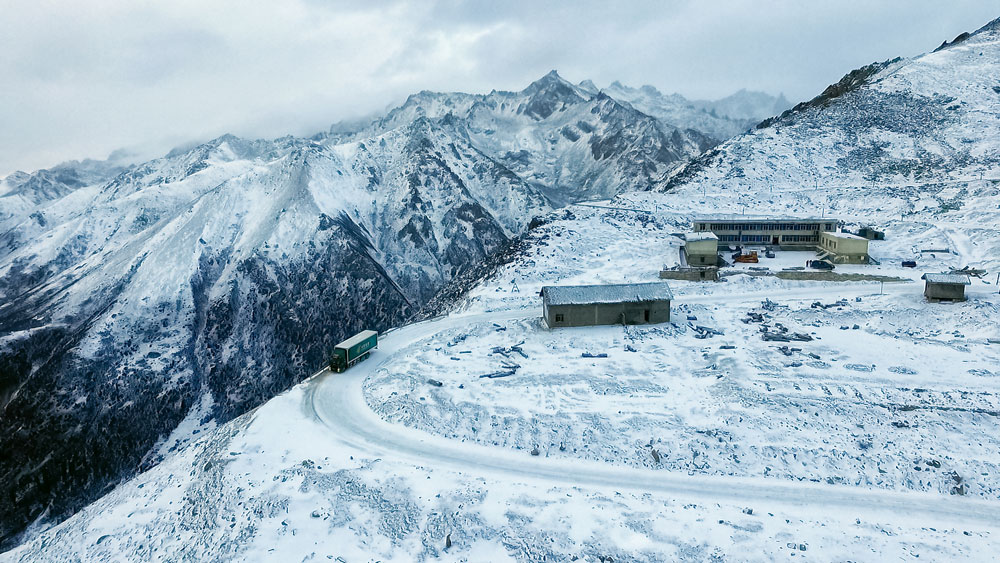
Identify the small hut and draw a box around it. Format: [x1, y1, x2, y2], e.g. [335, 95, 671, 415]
[922, 273, 971, 301]
[541, 282, 672, 328]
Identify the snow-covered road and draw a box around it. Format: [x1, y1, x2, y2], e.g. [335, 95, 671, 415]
[309, 282, 1000, 527]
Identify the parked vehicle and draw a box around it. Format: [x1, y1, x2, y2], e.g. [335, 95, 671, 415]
[764, 250, 775, 258]
[807, 259, 835, 270]
[734, 251, 759, 263]
[330, 330, 378, 373]
[901, 260, 917, 268]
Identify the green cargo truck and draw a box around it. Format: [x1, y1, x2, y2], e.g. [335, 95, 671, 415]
[329, 330, 378, 373]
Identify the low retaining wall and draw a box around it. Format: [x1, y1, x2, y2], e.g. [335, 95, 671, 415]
[659, 268, 718, 281]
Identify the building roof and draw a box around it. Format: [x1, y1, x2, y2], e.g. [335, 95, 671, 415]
[693, 214, 837, 223]
[822, 230, 867, 240]
[923, 273, 972, 285]
[542, 282, 673, 306]
[336, 330, 378, 349]
[684, 232, 718, 242]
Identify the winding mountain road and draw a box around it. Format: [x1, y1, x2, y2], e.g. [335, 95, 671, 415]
[307, 282, 1000, 527]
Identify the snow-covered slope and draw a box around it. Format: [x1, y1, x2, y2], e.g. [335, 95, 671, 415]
[656, 17, 1000, 272]
[0, 153, 135, 228]
[0, 69, 732, 548]
[6, 202, 999, 562]
[347, 71, 716, 203]
[0, 124, 544, 545]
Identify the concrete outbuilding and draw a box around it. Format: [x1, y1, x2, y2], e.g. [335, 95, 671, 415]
[922, 273, 971, 301]
[819, 231, 870, 264]
[542, 282, 672, 328]
[682, 232, 719, 266]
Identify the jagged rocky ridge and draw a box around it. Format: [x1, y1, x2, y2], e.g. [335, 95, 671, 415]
[329, 71, 720, 204]
[664, 17, 1000, 196]
[0, 70, 750, 548]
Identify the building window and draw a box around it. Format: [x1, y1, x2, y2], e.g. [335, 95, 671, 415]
[555, 313, 564, 322]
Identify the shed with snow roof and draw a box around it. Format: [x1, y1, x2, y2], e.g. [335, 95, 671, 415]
[922, 273, 971, 301]
[541, 282, 672, 328]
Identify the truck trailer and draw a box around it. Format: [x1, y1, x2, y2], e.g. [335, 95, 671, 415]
[330, 330, 378, 373]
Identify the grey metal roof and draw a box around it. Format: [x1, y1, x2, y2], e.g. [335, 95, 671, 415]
[923, 273, 971, 285]
[693, 214, 836, 223]
[542, 282, 673, 306]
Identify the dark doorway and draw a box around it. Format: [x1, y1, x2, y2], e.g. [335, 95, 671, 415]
[644, 309, 650, 322]
[772, 236, 779, 245]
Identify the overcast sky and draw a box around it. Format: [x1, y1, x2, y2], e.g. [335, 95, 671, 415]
[2, 0, 997, 176]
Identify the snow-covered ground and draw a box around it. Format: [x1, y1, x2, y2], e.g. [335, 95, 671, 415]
[368, 292, 1000, 495]
[8, 299, 1000, 561]
[8, 197, 1000, 562]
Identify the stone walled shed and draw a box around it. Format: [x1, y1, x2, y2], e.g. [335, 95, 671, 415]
[923, 273, 971, 301]
[541, 282, 672, 328]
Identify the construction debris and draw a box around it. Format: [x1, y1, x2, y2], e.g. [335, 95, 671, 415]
[760, 325, 814, 342]
[950, 266, 987, 278]
[693, 325, 724, 339]
[811, 299, 849, 309]
[490, 340, 528, 359]
[480, 361, 520, 379]
[761, 299, 783, 311]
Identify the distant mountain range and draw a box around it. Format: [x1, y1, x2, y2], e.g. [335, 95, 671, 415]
[597, 82, 791, 140]
[0, 70, 788, 547]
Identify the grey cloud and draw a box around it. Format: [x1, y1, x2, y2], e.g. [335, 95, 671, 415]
[1, 0, 996, 176]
